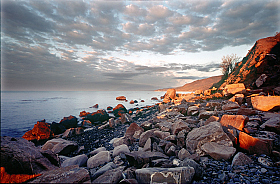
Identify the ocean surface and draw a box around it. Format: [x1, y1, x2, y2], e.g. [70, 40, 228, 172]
[1, 91, 167, 138]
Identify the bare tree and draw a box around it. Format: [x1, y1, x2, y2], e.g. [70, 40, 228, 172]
[220, 54, 240, 76]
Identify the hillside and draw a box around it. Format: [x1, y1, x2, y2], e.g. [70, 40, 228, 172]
[156, 75, 222, 92]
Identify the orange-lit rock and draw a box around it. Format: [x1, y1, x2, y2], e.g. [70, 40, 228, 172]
[0, 167, 41, 183]
[238, 132, 273, 155]
[220, 115, 249, 131]
[251, 96, 280, 111]
[223, 83, 246, 96]
[113, 104, 127, 117]
[79, 110, 91, 117]
[116, 96, 126, 101]
[22, 120, 54, 142]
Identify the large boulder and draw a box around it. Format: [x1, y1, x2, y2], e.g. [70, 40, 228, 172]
[22, 120, 54, 142]
[223, 83, 246, 96]
[135, 167, 195, 184]
[41, 138, 78, 155]
[251, 96, 280, 111]
[220, 115, 249, 131]
[29, 165, 90, 183]
[59, 115, 78, 129]
[164, 89, 176, 100]
[185, 121, 234, 158]
[113, 104, 127, 117]
[0, 136, 57, 174]
[125, 123, 144, 139]
[87, 151, 111, 169]
[61, 154, 88, 167]
[84, 110, 110, 123]
[201, 142, 236, 160]
[50, 122, 66, 135]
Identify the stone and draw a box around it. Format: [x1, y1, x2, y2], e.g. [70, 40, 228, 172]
[22, 120, 54, 142]
[87, 151, 111, 169]
[154, 130, 170, 139]
[229, 94, 244, 105]
[185, 121, 233, 156]
[258, 157, 273, 167]
[178, 148, 191, 160]
[129, 100, 135, 104]
[231, 152, 253, 166]
[81, 120, 92, 128]
[0, 136, 57, 174]
[89, 147, 107, 157]
[139, 129, 156, 147]
[29, 165, 90, 183]
[84, 109, 110, 123]
[113, 104, 127, 117]
[59, 115, 78, 129]
[109, 118, 115, 128]
[201, 142, 236, 160]
[159, 104, 170, 113]
[92, 166, 125, 184]
[113, 136, 133, 147]
[61, 154, 88, 167]
[125, 151, 168, 168]
[187, 106, 199, 116]
[165, 88, 176, 100]
[121, 113, 132, 124]
[143, 138, 152, 151]
[260, 116, 280, 134]
[62, 127, 84, 138]
[238, 132, 273, 155]
[135, 167, 195, 184]
[166, 145, 176, 156]
[256, 74, 268, 87]
[116, 96, 126, 101]
[42, 138, 78, 155]
[205, 116, 220, 125]
[223, 83, 246, 96]
[222, 103, 240, 111]
[251, 96, 280, 111]
[237, 107, 257, 116]
[0, 167, 42, 183]
[156, 121, 172, 132]
[91, 162, 116, 180]
[220, 114, 249, 131]
[171, 120, 190, 135]
[50, 122, 67, 135]
[113, 144, 130, 157]
[140, 121, 153, 130]
[198, 111, 217, 119]
[179, 158, 203, 179]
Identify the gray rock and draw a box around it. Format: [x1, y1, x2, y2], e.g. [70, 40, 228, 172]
[178, 148, 191, 160]
[231, 152, 253, 166]
[41, 138, 78, 155]
[112, 144, 130, 157]
[61, 154, 88, 167]
[29, 165, 90, 183]
[91, 162, 116, 180]
[135, 167, 195, 184]
[180, 158, 203, 179]
[201, 142, 236, 160]
[92, 166, 125, 184]
[87, 151, 111, 169]
[88, 147, 106, 157]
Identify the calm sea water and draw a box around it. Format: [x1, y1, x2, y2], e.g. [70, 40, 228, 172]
[1, 91, 166, 138]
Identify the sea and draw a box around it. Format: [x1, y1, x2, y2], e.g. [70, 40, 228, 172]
[1, 91, 167, 138]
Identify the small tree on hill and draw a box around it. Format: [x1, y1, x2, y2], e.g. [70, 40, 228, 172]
[220, 54, 240, 77]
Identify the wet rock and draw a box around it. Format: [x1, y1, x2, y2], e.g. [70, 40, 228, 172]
[260, 116, 280, 134]
[113, 144, 130, 157]
[42, 138, 78, 155]
[92, 166, 125, 184]
[113, 104, 128, 117]
[135, 167, 195, 184]
[238, 132, 273, 155]
[186, 121, 233, 156]
[220, 114, 249, 131]
[0, 136, 57, 174]
[59, 115, 78, 129]
[251, 96, 280, 111]
[223, 83, 246, 96]
[61, 154, 88, 167]
[84, 109, 110, 123]
[87, 151, 111, 169]
[81, 120, 92, 128]
[22, 120, 54, 142]
[201, 142, 236, 160]
[50, 122, 67, 135]
[231, 152, 253, 166]
[29, 165, 90, 183]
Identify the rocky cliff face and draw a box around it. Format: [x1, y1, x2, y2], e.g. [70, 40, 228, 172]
[219, 33, 280, 92]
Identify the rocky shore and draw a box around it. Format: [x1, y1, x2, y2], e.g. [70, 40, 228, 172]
[1, 84, 280, 183]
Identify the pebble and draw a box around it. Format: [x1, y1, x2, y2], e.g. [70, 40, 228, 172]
[261, 168, 267, 173]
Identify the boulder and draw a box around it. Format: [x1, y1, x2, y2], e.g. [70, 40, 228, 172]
[251, 96, 280, 111]
[121, 113, 132, 124]
[255, 74, 268, 87]
[41, 138, 78, 155]
[129, 100, 135, 104]
[84, 109, 110, 123]
[22, 120, 54, 142]
[222, 103, 240, 111]
[260, 116, 280, 134]
[229, 94, 244, 105]
[179, 158, 203, 179]
[178, 148, 191, 160]
[238, 132, 273, 155]
[154, 130, 170, 140]
[92, 166, 125, 184]
[113, 104, 127, 117]
[50, 122, 67, 135]
[237, 107, 257, 116]
[187, 106, 199, 116]
[139, 129, 156, 147]
[0, 167, 41, 183]
[0, 136, 57, 174]
[91, 104, 99, 108]
[91, 162, 116, 180]
[223, 83, 246, 96]
[61, 154, 88, 167]
[198, 111, 217, 119]
[59, 115, 78, 129]
[205, 116, 220, 125]
[62, 127, 84, 138]
[87, 151, 111, 169]
[200, 142, 236, 160]
[165, 89, 176, 100]
[112, 144, 130, 157]
[135, 167, 195, 184]
[185, 121, 233, 156]
[231, 152, 253, 166]
[89, 147, 107, 157]
[171, 120, 190, 135]
[220, 115, 249, 131]
[116, 96, 126, 101]
[29, 165, 90, 183]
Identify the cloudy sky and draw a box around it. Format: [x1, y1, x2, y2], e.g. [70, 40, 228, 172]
[1, 0, 279, 91]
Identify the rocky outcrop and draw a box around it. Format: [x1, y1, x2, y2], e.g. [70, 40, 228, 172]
[84, 109, 110, 123]
[22, 120, 54, 142]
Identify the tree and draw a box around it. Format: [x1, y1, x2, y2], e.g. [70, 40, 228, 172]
[220, 54, 240, 76]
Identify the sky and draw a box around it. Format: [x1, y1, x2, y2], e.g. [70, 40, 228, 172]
[1, 0, 279, 91]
